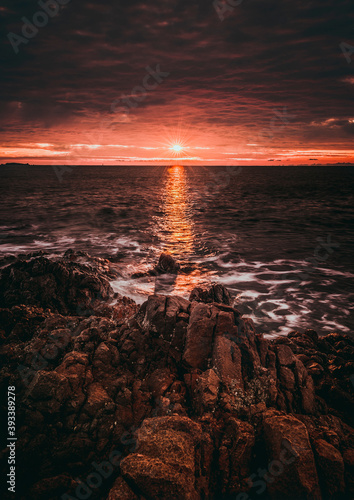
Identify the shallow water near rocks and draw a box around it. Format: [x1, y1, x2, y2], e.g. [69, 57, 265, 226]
[0, 164, 353, 337]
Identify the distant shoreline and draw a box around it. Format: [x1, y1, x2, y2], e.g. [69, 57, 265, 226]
[0, 162, 30, 166]
[1, 163, 354, 167]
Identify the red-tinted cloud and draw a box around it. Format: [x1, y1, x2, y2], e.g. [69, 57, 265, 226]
[1, 0, 354, 164]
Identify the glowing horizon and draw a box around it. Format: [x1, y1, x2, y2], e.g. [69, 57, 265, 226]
[1, 119, 354, 166]
[1, 140, 354, 166]
[2, 1, 354, 167]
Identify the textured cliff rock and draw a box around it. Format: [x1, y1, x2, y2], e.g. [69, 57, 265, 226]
[0, 253, 353, 499]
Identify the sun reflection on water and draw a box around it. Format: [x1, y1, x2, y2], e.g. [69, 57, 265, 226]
[161, 165, 194, 256]
[156, 165, 216, 296]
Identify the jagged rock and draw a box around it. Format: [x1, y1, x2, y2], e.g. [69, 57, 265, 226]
[107, 477, 140, 499]
[138, 295, 189, 340]
[277, 344, 297, 366]
[212, 335, 243, 387]
[218, 418, 255, 496]
[120, 417, 211, 500]
[189, 283, 231, 305]
[214, 309, 238, 337]
[0, 256, 114, 315]
[183, 302, 217, 370]
[63, 248, 119, 279]
[147, 368, 176, 398]
[313, 438, 345, 498]
[262, 410, 322, 499]
[194, 369, 220, 414]
[0, 253, 354, 500]
[155, 252, 180, 274]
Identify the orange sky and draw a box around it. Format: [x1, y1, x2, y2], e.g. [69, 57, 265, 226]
[2, 115, 354, 165]
[2, 1, 354, 166]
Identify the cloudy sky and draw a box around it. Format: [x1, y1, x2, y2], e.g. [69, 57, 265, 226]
[1, 0, 354, 165]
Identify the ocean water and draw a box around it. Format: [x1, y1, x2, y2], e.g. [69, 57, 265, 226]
[0, 164, 353, 338]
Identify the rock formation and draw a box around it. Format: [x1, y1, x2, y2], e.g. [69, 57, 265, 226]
[0, 252, 353, 499]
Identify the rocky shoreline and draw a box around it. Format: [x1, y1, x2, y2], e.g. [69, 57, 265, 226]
[0, 251, 353, 499]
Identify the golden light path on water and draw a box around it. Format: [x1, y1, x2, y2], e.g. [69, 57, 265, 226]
[162, 165, 194, 255]
[158, 165, 212, 295]
[112, 164, 216, 302]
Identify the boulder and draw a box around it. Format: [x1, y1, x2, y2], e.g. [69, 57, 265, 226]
[218, 418, 255, 496]
[107, 477, 140, 500]
[212, 335, 243, 387]
[276, 344, 296, 366]
[138, 295, 190, 346]
[0, 256, 113, 315]
[183, 302, 217, 370]
[262, 410, 322, 499]
[120, 417, 211, 500]
[189, 283, 231, 305]
[154, 252, 180, 274]
[194, 369, 220, 413]
[313, 438, 345, 498]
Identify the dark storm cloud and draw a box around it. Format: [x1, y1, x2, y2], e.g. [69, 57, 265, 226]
[0, 0, 353, 142]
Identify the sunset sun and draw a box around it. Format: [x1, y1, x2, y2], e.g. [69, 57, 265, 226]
[167, 141, 187, 157]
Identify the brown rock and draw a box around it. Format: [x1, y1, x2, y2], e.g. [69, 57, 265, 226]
[2, 258, 354, 500]
[29, 474, 74, 499]
[279, 366, 296, 390]
[83, 382, 113, 416]
[343, 448, 354, 497]
[183, 303, 216, 370]
[139, 295, 166, 334]
[26, 370, 71, 414]
[0, 256, 113, 315]
[215, 310, 238, 337]
[120, 416, 209, 500]
[219, 418, 255, 496]
[147, 368, 176, 398]
[107, 477, 140, 500]
[189, 284, 231, 305]
[313, 438, 345, 498]
[307, 362, 325, 378]
[277, 344, 296, 366]
[301, 375, 316, 414]
[262, 410, 322, 499]
[138, 294, 189, 342]
[212, 336, 243, 387]
[155, 252, 180, 274]
[121, 455, 198, 500]
[194, 369, 220, 413]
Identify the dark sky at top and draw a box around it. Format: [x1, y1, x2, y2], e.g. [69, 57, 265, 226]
[0, 0, 354, 164]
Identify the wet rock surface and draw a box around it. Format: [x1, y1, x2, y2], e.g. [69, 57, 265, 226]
[0, 253, 354, 499]
[154, 252, 180, 275]
[189, 283, 232, 305]
[0, 250, 121, 316]
[132, 252, 180, 280]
